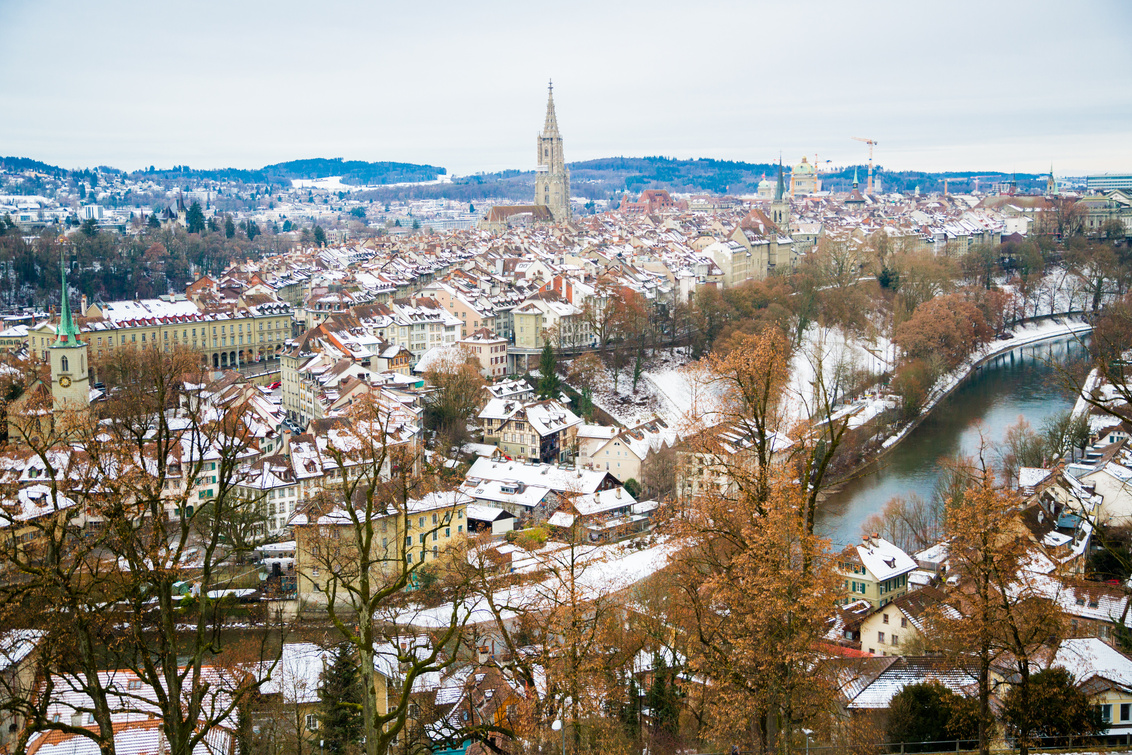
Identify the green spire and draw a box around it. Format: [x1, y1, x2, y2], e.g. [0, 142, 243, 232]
[56, 252, 81, 346]
[774, 157, 785, 201]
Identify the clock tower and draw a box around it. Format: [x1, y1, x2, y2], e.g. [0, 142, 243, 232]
[49, 255, 89, 411]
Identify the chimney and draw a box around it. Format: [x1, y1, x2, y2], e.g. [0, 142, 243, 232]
[615, 488, 621, 499]
[80, 294, 88, 317]
[477, 646, 489, 664]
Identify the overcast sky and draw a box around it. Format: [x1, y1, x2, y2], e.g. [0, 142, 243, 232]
[2, 0, 1130, 177]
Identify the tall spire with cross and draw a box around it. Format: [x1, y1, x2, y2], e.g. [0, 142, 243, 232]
[543, 80, 560, 136]
[535, 80, 571, 223]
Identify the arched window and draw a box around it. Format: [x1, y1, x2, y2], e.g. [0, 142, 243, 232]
[60, 355, 69, 372]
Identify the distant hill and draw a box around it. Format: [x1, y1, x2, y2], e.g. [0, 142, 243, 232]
[2, 152, 1050, 199]
[130, 158, 446, 186]
[0, 156, 69, 175]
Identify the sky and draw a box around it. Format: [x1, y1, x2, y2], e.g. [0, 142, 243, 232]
[2, 0, 1130, 178]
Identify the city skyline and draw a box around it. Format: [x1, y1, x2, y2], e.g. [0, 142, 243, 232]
[2, 0, 1130, 177]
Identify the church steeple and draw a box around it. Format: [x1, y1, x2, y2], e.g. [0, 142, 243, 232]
[542, 80, 560, 137]
[49, 252, 89, 411]
[535, 80, 571, 223]
[774, 157, 786, 202]
[56, 252, 81, 347]
[852, 167, 859, 190]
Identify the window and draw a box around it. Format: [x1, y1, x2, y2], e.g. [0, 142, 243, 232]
[877, 632, 885, 643]
[1099, 704, 1112, 723]
[1121, 703, 1130, 722]
[882, 613, 889, 624]
[891, 634, 899, 645]
[901, 617, 908, 628]
[306, 714, 319, 731]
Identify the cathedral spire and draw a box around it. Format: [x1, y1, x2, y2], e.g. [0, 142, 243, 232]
[542, 80, 559, 136]
[56, 252, 81, 346]
[774, 156, 786, 201]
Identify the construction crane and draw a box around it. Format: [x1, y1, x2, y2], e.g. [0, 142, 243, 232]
[852, 137, 878, 194]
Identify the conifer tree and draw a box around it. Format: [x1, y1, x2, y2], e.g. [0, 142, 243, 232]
[319, 644, 365, 755]
[185, 201, 206, 233]
[537, 342, 560, 399]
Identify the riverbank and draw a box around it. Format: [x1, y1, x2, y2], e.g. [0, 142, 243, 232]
[824, 315, 1093, 493]
[884, 314, 1092, 450]
[819, 328, 1089, 544]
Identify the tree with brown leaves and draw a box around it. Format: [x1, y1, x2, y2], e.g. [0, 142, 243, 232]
[928, 464, 1064, 755]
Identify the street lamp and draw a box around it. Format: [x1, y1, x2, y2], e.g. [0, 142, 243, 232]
[551, 719, 565, 755]
[803, 728, 814, 755]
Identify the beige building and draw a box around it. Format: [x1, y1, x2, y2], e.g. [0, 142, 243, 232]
[28, 297, 292, 372]
[458, 329, 509, 379]
[857, 586, 949, 656]
[789, 155, 821, 197]
[578, 419, 677, 484]
[290, 490, 470, 603]
[511, 293, 590, 350]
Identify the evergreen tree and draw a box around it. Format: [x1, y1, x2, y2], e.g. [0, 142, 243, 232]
[224, 215, 236, 239]
[185, 201, 206, 234]
[313, 225, 327, 247]
[245, 221, 260, 241]
[537, 342, 561, 399]
[1002, 667, 1106, 747]
[319, 644, 364, 755]
[148, 212, 161, 229]
[646, 654, 680, 737]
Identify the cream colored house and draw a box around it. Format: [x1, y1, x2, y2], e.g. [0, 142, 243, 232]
[857, 586, 951, 656]
[578, 420, 677, 484]
[836, 535, 917, 609]
[458, 329, 509, 379]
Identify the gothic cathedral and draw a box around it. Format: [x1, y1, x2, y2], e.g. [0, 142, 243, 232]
[534, 81, 571, 223]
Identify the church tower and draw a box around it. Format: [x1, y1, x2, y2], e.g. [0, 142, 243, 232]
[534, 81, 571, 223]
[49, 255, 90, 412]
[770, 157, 789, 230]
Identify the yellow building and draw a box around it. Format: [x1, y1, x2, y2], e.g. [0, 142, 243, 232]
[291, 490, 470, 603]
[27, 297, 292, 372]
[836, 535, 918, 609]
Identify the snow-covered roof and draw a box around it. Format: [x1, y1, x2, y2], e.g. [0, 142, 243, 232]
[1050, 638, 1132, 689]
[854, 536, 917, 581]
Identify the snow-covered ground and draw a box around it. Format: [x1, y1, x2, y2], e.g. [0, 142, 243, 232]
[577, 349, 705, 433]
[784, 324, 895, 424]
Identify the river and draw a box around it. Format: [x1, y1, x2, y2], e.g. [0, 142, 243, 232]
[817, 335, 1089, 548]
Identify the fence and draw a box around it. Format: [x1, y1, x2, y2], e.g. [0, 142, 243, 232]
[701, 732, 1132, 755]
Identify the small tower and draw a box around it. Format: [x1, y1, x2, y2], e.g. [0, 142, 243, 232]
[770, 157, 789, 229]
[534, 80, 571, 223]
[1047, 165, 1059, 197]
[49, 255, 90, 411]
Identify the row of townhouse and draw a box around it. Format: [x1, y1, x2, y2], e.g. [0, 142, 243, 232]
[26, 295, 292, 372]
